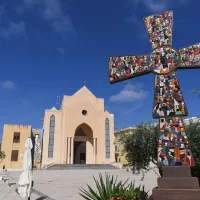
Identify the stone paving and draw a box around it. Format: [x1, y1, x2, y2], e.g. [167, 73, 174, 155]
[0, 180, 43, 200]
[0, 172, 52, 200]
[4, 168, 158, 200]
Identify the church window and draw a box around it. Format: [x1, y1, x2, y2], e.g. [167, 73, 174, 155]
[11, 150, 18, 161]
[48, 115, 55, 158]
[13, 132, 20, 143]
[105, 118, 110, 158]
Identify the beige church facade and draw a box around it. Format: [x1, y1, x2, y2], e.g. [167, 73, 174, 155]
[41, 86, 115, 167]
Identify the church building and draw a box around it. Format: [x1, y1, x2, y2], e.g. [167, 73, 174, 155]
[41, 86, 115, 167]
[0, 86, 115, 170]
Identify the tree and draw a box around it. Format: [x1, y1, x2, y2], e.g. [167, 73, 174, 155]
[185, 119, 200, 164]
[120, 120, 200, 177]
[119, 122, 159, 176]
[0, 150, 6, 163]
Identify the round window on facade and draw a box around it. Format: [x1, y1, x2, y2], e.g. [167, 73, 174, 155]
[82, 110, 87, 116]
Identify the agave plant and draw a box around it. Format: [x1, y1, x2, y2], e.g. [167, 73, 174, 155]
[79, 173, 151, 200]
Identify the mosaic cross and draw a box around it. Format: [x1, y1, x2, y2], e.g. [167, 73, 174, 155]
[108, 11, 200, 166]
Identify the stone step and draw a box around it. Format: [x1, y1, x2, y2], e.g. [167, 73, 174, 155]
[7, 180, 17, 188]
[157, 177, 199, 189]
[152, 188, 200, 200]
[162, 166, 191, 178]
[3, 177, 12, 183]
[1, 186, 18, 199]
[1, 176, 45, 200]
[30, 192, 45, 200]
[0, 184, 17, 200]
[0, 175, 7, 181]
[0, 174, 8, 176]
[0, 172, 7, 175]
[0, 174, 8, 179]
[47, 164, 118, 170]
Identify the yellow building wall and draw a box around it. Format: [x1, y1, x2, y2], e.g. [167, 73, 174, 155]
[0, 124, 32, 170]
[115, 134, 127, 165]
[114, 128, 135, 166]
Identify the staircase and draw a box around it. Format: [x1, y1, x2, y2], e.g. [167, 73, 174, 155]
[47, 164, 119, 170]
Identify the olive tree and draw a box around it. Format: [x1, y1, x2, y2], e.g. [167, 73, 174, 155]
[119, 122, 159, 177]
[120, 120, 200, 177]
[185, 119, 200, 163]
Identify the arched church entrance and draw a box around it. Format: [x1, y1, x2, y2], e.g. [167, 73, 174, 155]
[73, 123, 93, 164]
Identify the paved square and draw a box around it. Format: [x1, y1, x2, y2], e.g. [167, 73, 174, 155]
[7, 168, 158, 200]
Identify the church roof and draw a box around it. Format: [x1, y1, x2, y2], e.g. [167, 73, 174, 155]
[73, 86, 96, 99]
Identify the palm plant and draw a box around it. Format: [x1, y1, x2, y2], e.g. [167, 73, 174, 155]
[79, 173, 151, 200]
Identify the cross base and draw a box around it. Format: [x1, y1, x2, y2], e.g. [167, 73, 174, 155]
[152, 166, 200, 200]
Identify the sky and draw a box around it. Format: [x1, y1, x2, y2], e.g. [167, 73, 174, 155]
[0, 0, 200, 141]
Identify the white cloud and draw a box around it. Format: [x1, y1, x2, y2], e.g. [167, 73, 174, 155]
[124, 105, 141, 114]
[128, 0, 189, 13]
[128, 0, 168, 12]
[42, 0, 62, 20]
[109, 83, 148, 103]
[125, 13, 141, 27]
[0, 21, 26, 40]
[179, 0, 189, 5]
[23, 0, 35, 7]
[0, 4, 5, 17]
[143, 0, 168, 12]
[0, 81, 17, 89]
[125, 13, 148, 40]
[126, 0, 189, 40]
[57, 47, 65, 54]
[42, 0, 76, 39]
[13, 0, 76, 40]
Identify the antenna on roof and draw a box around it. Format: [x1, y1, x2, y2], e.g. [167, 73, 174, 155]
[56, 96, 60, 105]
[83, 81, 86, 86]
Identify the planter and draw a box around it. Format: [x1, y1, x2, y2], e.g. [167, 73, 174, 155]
[159, 165, 200, 185]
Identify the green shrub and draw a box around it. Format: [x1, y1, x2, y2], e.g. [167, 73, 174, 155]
[191, 163, 200, 185]
[79, 173, 151, 200]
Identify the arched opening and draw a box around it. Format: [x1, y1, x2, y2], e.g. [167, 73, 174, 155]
[73, 123, 93, 164]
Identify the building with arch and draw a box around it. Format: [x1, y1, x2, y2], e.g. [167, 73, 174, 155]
[41, 86, 115, 167]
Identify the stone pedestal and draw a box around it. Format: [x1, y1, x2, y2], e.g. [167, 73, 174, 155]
[152, 166, 200, 200]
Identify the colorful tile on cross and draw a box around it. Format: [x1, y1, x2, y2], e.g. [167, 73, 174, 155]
[158, 117, 195, 166]
[153, 72, 188, 118]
